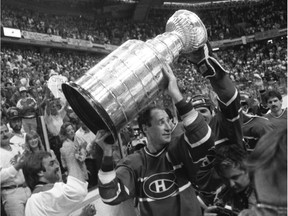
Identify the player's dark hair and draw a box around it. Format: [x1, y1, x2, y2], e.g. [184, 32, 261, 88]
[263, 90, 282, 104]
[214, 144, 248, 177]
[165, 108, 174, 120]
[137, 106, 161, 135]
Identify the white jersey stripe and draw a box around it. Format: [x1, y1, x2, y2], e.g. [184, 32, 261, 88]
[217, 88, 238, 107]
[101, 183, 121, 203]
[184, 126, 212, 148]
[138, 182, 191, 202]
[215, 138, 229, 145]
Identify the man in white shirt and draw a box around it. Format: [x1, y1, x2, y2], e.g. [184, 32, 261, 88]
[0, 122, 31, 216]
[23, 139, 88, 216]
[44, 99, 67, 137]
[75, 121, 96, 153]
[16, 86, 38, 133]
[44, 99, 68, 171]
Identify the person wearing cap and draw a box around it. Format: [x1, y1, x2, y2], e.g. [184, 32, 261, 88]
[16, 87, 38, 134]
[0, 121, 31, 216]
[7, 107, 26, 151]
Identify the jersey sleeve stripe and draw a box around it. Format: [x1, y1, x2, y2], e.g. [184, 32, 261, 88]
[217, 88, 238, 107]
[215, 138, 229, 145]
[184, 126, 212, 149]
[182, 109, 198, 127]
[226, 113, 241, 122]
[98, 170, 116, 184]
[137, 182, 191, 202]
[101, 182, 122, 203]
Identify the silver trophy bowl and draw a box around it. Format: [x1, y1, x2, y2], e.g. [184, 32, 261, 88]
[62, 10, 207, 143]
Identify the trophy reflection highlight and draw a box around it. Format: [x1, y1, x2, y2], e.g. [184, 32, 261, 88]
[62, 10, 208, 143]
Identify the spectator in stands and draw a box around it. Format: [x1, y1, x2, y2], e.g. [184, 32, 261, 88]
[44, 99, 68, 171]
[23, 147, 88, 215]
[16, 86, 38, 133]
[64, 109, 81, 131]
[75, 121, 96, 153]
[23, 130, 45, 155]
[7, 107, 26, 151]
[244, 128, 287, 216]
[74, 121, 98, 188]
[0, 122, 31, 216]
[59, 122, 88, 180]
[263, 89, 287, 129]
[126, 123, 146, 155]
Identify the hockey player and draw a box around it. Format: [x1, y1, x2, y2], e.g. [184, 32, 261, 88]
[188, 42, 243, 151]
[96, 63, 214, 216]
[97, 12, 245, 215]
[263, 89, 287, 129]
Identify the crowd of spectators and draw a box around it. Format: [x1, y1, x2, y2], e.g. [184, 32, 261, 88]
[151, 0, 286, 41]
[1, 35, 287, 119]
[1, 0, 286, 44]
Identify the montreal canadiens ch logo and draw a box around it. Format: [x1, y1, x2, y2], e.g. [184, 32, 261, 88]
[143, 172, 178, 200]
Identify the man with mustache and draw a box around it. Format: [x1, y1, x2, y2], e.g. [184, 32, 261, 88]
[7, 107, 26, 151]
[263, 90, 287, 129]
[0, 122, 31, 216]
[22, 142, 88, 215]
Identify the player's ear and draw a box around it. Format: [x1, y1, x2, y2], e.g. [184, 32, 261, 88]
[37, 171, 44, 177]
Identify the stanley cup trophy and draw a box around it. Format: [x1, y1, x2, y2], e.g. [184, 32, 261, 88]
[62, 10, 208, 143]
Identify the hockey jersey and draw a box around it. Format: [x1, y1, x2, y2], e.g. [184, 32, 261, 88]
[98, 102, 215, 216]
[209, 89, 243, 149]
[264, 108, 287, 130]
[242, 113, 274, 151]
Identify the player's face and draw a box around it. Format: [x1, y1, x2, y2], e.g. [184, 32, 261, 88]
[267, 97, 282, 114]
[195, 107, 213, 124]
[41, 156, 61, 183]
[146, 109, 171, 149]
[221, 165, 250, 193]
